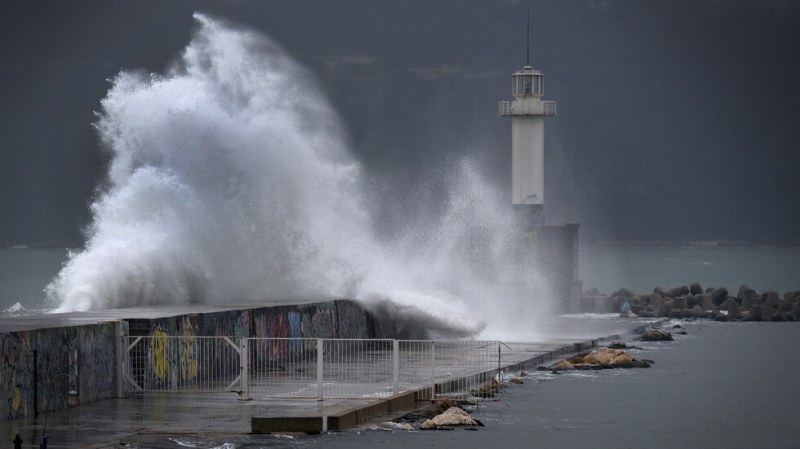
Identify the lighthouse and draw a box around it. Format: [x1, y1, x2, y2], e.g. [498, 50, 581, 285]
[498, 63, 556, 226]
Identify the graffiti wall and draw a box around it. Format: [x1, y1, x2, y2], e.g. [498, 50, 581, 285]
[137, 300, 376, 340]
[2, 299, 407, 420]
[1, 323, 117, 420]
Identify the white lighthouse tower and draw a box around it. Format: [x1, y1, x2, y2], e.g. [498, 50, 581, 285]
[498, 51, 556, 226]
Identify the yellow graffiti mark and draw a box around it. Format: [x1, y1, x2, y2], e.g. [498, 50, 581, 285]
[180, 318, 197, 382]
[150, 329, 169, 382]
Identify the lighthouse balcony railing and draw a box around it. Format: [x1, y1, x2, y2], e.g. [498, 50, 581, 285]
[498, 100, 557, 116]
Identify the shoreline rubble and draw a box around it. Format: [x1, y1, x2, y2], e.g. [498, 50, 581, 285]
[583, 283, 800, 322]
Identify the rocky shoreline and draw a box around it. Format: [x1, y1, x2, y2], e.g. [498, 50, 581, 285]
[584, 283, 800, 322]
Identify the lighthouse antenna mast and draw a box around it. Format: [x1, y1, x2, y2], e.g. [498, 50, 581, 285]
[526, 6, 531, 66]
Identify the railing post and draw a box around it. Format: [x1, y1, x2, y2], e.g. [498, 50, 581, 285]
[392, 340, 399, 395]
[317, 338, 324, 401]
[497, 342, 502, 382]
[430, 342, 436, 400]
[240, 338, 250, 400]
[115, 320, 124, 398]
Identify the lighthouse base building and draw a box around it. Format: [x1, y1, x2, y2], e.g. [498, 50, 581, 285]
[499, 65, 583, 313]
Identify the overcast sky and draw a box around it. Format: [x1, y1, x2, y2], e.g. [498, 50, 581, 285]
[2, 0, 799, 246]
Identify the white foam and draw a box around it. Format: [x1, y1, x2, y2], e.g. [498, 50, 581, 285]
[46, 14, 552, 339]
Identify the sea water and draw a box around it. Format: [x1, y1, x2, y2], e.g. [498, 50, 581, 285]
[580, 245, 800, 295]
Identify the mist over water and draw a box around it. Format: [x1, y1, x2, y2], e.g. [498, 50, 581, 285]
[46, 14, 550, 338]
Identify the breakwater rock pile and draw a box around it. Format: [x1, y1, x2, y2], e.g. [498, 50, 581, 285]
[537, 346, 654, 372]
[585, 284, 800, 322]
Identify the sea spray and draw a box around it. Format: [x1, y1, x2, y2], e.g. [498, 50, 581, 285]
[47, 14, 373, 311]
[47, 14, 552, 338]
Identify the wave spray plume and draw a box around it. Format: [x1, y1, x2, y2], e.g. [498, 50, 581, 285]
[47, 14, 552, 339]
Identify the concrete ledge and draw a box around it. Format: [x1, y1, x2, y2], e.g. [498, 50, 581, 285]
[252, 390, 419, 433]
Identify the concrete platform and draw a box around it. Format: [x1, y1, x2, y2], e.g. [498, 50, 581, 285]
[1, 339, 607, 448]
[0, 303, 302, 333]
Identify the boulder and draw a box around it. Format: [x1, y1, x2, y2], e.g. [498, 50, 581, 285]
[421, 407, 480, 430]
[712, 309, 728, 322]
[682, 305, 710, 319]
[791, 302, 800, 321]
[686, 294, 700, 309]
[641, 329, 673, 341]
[689, 282, 704, 295]
[657, 285, 690, 298]
[771, 312, 787, 322]
[708, 287, 729, 306]
[739, 289, 758, 310]
[612, 288, 635, 298]
[672, 296, 688, 310]
[719, 297, 738, 311]
[763, 291, 780, 303]
[727, 301, 743, 320]
[648, 293, 664, 308]
[549, 359, 575, 371]
[744, 304, 762, 322]
[582, 348, 633, 366]
[470, 378, 502, 397]
[761, 301, 776, 320]
[700, 294, 715, 311]
[657, 301, 672, 317]
[669, 308, 684, 319]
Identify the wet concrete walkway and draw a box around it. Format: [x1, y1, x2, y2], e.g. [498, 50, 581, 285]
[2, 339, 606, 448]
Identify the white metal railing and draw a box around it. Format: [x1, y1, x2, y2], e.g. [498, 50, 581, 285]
[123, 337, 504, 400]
[123, 336, 242, 393]
[498, 100, 557, 116]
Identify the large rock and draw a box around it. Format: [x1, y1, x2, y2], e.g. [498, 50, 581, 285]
[657, 285, 690, 298]
[641, 329, 673, 341]
[739, 289, 759, 309]
[672, 296, 688, 310]
[744, 304, 763, 322]
[548, 359, 575, 371]
[689, 282, 704, 295]
[791, 302, 800, 321]
[719, 297, 737, 311]
[726, 300, 743, 320]
[612, 288, 635, 298]
[763, 291, 780, 303]
[648, 293, 664, 308]
[761, 301, 776, 321]
[683, 305, 710, 319]
[421, 407, 479, 430]
[708, 287, 729, 306]
[700, 294, 716, 311]
[582, 348, 634, 367]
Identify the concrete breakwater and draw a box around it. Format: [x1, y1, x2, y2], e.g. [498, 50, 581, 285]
[0, 300, 433, 421]
[583, 283, 800, 322]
